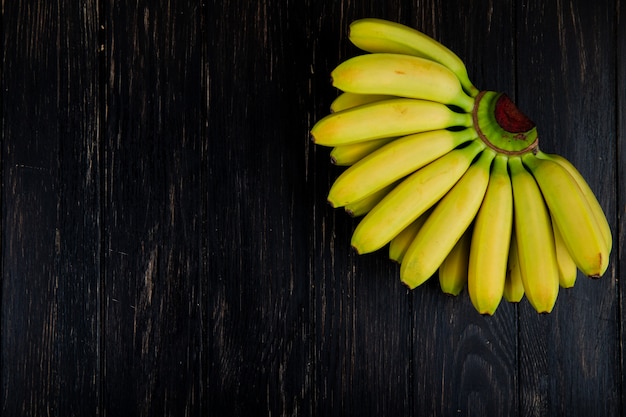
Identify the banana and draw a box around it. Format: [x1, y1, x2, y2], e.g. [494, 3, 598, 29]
[330, 137, 396, 166]
[468, 154, 512, 315]
[331, 53, 474, 112]
[552, 217, 577, 288]
[503, 232, 524, 303]
[400, 148, 494, 289]
[310, 98, 472, 146]
[388, 209, 431, 263]
[329, 94, 398, 165]
[535, 150, 612, 253]
[328, 128, 477, 207]
[348, 18, 479, 97]
[438, 227, 472, 296]
[344, 182, 397, 218]
[522, 152, 609, 278]
[509, 156, 559, 313]
[330, 92, 396, 113]
[307, 17, 614, 315]
[351, 140, 485, 254]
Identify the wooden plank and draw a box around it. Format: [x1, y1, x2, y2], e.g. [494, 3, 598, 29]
[1, 1, 623, 416]
[618, 1, 626, 412]
[406, 1, 520, 416]
[309, 3, 414, 416]
[1, 1, 101, 415]
[103, 1, 206, 415]
[206, 0, 315, 414]
[516, 1, 619, 416]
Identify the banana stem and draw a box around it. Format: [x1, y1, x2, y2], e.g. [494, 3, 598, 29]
[472, 91, 539, 155]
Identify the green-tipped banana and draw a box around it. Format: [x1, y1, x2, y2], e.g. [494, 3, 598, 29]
[348, 18, 479, 97]
[331, 53, 474, 111]
[468, 154, 513, 315]
[522, 153, 609, 278]
[351, 140, 485, 254]
[509, 156, 559, 313]
[328, 128, 477, 207]
[439, 227, 472, 296]
[311, 98, 472, 146]
[401, 148, 494, 289]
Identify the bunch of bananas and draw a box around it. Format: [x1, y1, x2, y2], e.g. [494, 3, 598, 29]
[311, 18, 612, 315]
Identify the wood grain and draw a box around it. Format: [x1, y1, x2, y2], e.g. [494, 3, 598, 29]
[407, 2, 519, 416]
[1, 1, 101, 415]
[103, 1, 206, 415]
[206, 0, 314, 414]
[0, 0, 623, 416]
[618, 0, 626, 411]
[516, 1, 619, 416]
[308, 4, 415, 417]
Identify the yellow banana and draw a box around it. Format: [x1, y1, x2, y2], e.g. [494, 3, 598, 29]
[535, 150, 612, 253]
[468, 154, 513, 315]
[351, 140, 485, 254]
[344, 182, 396, 218]
[331, 53, 474, 112]
[330, 137, 396, 166]
[438, 227, 472, 296]
[522, 152, 609, 278]
[509, 156, 559, 313]
[503, 232, 524, 303]
[348, 18, 479, 97]
[330, 94, 396, 166]
[401, 148, 494, 289]
[310, 98, 472, 146]
[388, 209, 431, 263]
[309, 17, 613, 314]
[328, 128, 477, 207]
[552, 217, 577, 288]
[330, 92, 396, 113]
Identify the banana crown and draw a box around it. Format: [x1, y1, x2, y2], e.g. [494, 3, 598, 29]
[310, 18, 612, 315]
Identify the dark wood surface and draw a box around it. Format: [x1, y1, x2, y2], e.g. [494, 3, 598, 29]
[1, 1, 623, 416]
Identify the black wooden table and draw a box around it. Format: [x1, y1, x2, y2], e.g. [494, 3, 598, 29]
[2, 1, 624, 416]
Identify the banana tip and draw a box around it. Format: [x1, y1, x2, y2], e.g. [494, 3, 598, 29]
[478, 309, 496, 316]
[400, 278, 418, 290]
[442, 291, 461, 297]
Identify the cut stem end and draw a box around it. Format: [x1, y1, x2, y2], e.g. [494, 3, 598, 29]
[472, 91, 539, 155]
